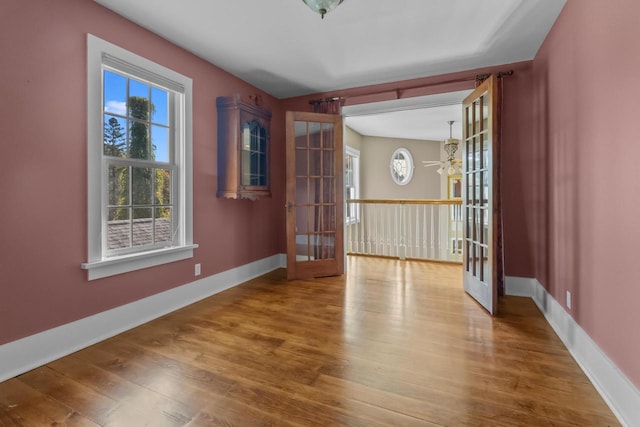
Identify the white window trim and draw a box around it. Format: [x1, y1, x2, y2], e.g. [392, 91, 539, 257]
[345, 146, 360, 225]
[82, 34, 197, 280]
[390, 147, 414, 186]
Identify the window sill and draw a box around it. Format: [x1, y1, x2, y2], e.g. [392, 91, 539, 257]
[81, 244, 198, 281]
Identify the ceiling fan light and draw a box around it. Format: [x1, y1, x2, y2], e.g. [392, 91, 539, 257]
[302, 0, 344, 18]
[436, 165, 445, 175]
[448, 165, 456, 175]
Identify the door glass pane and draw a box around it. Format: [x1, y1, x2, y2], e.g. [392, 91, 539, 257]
[296, 234, 310, 261]
[296, 178, 308, 204]
[312, 205, 323, 234]
[482, 92, 489, 131]
[322, 149, 335, 176]
[483, 172, 489, 205]
[296, 207, 309, 234]
[323, 178, 336, 203]
[309, 122, 321, 148]
[474, 99, 481, 134]
[482, 246, 489, 283]
[323, 124, 335, 148]
[475, 136, 481, 170]
[295, 121, 308, 148]
[309, 151, 321, 176]
[323, 233, 336, 258]
[322, 205, 336, 231]
[295, 149, 308, 176]
[308, 178, 321, 205]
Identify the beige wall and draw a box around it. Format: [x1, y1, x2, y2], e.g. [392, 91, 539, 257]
[345, 126, 363, 152]
[358, 135, 442, 199]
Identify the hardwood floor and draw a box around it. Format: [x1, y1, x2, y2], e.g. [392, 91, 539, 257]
[0, 257, 619, 426]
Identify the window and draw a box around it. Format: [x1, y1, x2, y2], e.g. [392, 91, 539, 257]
[82, 35, 196, 280]
[390, 147, 414, 185]
[345, 146, 360, 224]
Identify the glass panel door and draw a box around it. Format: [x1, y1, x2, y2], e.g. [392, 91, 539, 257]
[462, 75, 499, 314]
[286, 111, 344, 279]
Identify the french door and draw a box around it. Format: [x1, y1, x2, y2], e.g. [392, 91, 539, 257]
[285, 111, 344, 280]
[462, 75, 500, 314]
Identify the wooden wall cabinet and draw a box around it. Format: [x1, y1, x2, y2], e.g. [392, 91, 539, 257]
[216, 95, 272, 199]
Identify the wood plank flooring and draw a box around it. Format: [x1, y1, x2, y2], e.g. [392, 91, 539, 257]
[0, 257, 619, 426]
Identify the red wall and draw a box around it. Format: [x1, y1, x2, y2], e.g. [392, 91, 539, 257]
[0, 0, 286, 345]
[532, 0, 640, 387]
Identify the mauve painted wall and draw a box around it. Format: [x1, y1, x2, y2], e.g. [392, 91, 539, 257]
[0, 0, 285, 345]
[533, 0, 640, 387]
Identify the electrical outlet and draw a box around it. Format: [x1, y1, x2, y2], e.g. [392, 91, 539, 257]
[195, 263, 201, 276]
[566, 290, 572, 309]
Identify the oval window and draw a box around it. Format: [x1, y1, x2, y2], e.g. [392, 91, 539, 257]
[390, 147, 414, 185]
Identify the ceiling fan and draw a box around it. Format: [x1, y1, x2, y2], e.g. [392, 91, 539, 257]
[422, 120, 462, 175]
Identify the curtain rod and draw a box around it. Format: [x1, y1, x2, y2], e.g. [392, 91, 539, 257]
[309, 70, 514, 105]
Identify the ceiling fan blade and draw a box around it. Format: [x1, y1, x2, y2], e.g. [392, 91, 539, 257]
[421, 160, 442, 166]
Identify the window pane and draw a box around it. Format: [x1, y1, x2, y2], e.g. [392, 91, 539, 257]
[151, 87, 168, 125]
[128, 80, 150, 119]
[131, 167, 152, 205]
[155, 207, 172, 243]
[132, 208, 153, 246]
[107, 208, 130, 250]
[129, 122, 150, 160]
[151, 125, 169, 162]
[108, 165, 129, 206]
[103, 115, 127, 157]
[103, 70, 126, 116]
[155, 168, 171, 205]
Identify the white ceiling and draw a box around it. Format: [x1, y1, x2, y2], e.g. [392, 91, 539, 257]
[94, 0, 565, 140]
[344, 90, 472, 141]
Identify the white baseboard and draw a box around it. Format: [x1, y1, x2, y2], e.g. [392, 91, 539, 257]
[0, 253, 286, 383]
[506, 276, 640, 427]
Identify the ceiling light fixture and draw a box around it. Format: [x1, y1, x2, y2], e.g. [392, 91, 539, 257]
[302, 0, 343, 19]
[422, 120, 462, 175]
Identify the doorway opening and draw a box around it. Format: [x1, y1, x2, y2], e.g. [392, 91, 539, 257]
[341, 89, 472, 265]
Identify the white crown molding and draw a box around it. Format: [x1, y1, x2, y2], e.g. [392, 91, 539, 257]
[506, 276, 640, 427]
[0, 254, 286, 383]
